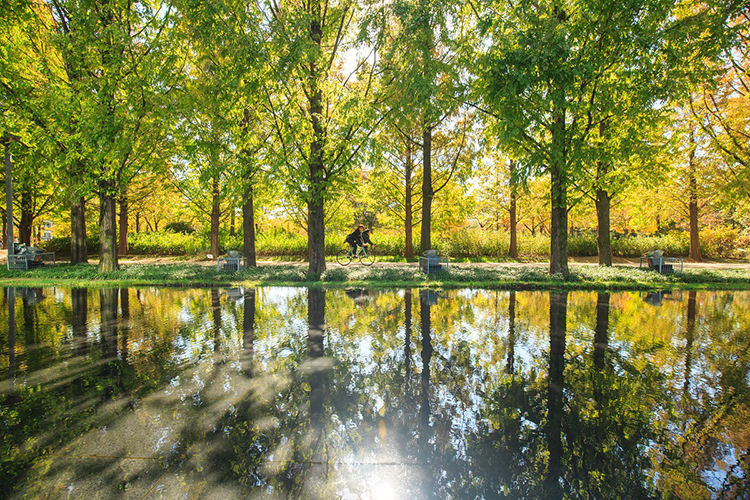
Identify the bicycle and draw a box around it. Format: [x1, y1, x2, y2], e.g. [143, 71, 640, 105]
[336, 245, 376, 266]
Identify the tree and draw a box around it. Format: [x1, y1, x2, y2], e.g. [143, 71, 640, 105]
[2, 0, 177, 270]
[261, 0, 385, 277]
[471, 0, 680, 273]
[371, 123, 423, 258]
[377, 0, 467, 255]
[174, 0, 270, 266]
[691, 9, 750, 214]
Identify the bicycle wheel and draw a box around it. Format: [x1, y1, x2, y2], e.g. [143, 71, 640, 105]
[360, 248, 376, 266]
[337, 248, 353, 266]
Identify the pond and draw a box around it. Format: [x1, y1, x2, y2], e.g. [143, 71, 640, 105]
[0, 287, 748, 499]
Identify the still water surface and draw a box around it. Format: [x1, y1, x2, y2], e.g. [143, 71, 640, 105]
[1, 287, 748, 499]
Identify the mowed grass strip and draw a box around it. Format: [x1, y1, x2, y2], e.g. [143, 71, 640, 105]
[1, 262, 749, 290]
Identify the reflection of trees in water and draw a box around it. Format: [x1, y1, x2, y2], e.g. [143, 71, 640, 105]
[71, 288, 88, 356]
[652, 290, 750, 497]
[2, 288, 749, 497]
[0, 287, 202, 496]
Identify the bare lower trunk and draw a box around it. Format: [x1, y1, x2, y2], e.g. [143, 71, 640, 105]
[549, 176, 568, 274]
[688, 131, 701, 261]
[71, 196, 87, 264]
[420, 127, 433, 254]
[549, 99, 568, 275]
[19, 187, 32, 245]
[243, 186, 256, 267]
[596, 189, 612, 266]
[99, 190, 118, 272]
[509, 160, 518, 258]
[118, 195, 128, 256]
[306, 7, 326, 278]
[405, 144, 414, 259]
[210, 176, 220, 258]
[308, 193, 326, 277]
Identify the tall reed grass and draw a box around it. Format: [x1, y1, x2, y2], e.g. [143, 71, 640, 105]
[44, 226, 748, 260]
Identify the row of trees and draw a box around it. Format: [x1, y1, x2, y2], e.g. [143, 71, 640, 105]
[1, 0, 748, 274]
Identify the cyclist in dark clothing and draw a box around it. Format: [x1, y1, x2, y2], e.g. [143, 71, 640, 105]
[361, 228, 374, 246]
[345, 225, 375, 254]
[345, 225, 365, 252]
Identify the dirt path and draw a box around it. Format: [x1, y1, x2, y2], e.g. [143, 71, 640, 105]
[3, 249, 747, 270]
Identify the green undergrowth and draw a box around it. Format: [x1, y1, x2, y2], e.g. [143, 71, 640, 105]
[1, 263, 749, 291]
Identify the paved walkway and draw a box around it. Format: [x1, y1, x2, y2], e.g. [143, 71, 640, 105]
[2, 249, 748, 270]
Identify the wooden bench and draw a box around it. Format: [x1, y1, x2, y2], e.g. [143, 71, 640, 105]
[419, 250, 449, 274]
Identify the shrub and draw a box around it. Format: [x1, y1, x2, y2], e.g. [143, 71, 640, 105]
[440, 228, 509, 258]
[612, 232, 689, 257]
[518, 234, 549, 256]
[164, 221, 195, 234]
[568, 234, 598, 256]
[45, 234, 99, 254]
[129, 232, 207, 255]
[700, 226, 744, 258]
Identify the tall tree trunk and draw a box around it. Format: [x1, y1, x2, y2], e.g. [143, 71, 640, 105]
[405, 142, 414, 259]
[509, 160, 518, 258]
[305, 1, 327, 278]
[688, 131, 701, 261]
[546, 291, 567, 498]
[210, 175, 220, 258]
[70, 195, 88, 264]
[3, 143, 11, 251]
[242, 186, 256, 267]
[229, 210, 235, 237]
[596, 121, 612, 266]
[19, 186, 32, 245]
[118, 194, 128, 256]
[596, 189, 612, 266]
[420, 126, 433, 255]
[99, 188, 118, 272]
[1, 211, 6, 249]
[135, 212, 140, 233]
[549, 99, 569, 275]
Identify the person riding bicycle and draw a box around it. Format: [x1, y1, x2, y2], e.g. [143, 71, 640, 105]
[345, 224, 374, 255]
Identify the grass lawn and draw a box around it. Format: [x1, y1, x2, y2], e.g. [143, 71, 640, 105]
[1, 261, 749, 290]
